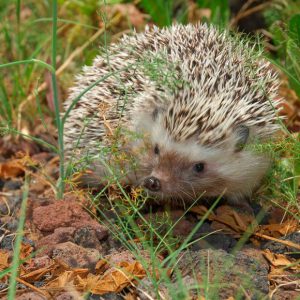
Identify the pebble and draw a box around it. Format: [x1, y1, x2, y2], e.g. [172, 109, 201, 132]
[52, 241, 101, 269]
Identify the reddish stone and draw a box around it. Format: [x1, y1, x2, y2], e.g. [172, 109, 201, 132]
[56, 292, 76, 300]
[52, 241, 100, 269]
[36, 227, 76, 256]
[24, 255, 52, 272]
[15, 292, 46, 300]
[32, 201, 108, 240]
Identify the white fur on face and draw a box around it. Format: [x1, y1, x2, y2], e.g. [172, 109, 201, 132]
[130, 115, 270, 202]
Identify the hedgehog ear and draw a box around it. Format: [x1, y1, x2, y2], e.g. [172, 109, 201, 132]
[152, 107, 165, 121]
[234, 124, 249, 152]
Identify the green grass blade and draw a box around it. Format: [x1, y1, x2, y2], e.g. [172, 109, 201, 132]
[7, 176, 29, 300]
[32, 17, 99, 30]
[0, 125, 58, 153]
[0, 59, 55, 72]
[51, 0, 64, 199]
[0, 82, 12, 122]
[139, 0, 173, 27]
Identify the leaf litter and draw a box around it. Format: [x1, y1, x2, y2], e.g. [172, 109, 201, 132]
[0, 3, 300, 299]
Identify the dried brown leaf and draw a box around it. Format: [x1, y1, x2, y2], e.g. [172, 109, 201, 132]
[91, 261, 146, 295]
[210, 205, 256, 237]
[0, 250, 10, 270]
[190, 205, 216, 220]
[263, 249, 294, 267]
[257, 219, 299, 238]
[0, 159, 25, 179]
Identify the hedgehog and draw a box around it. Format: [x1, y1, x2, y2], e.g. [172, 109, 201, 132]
[64, 23, 281, 204]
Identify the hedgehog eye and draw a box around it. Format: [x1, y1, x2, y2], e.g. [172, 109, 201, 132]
[154, 144, 160, 155]
[193, 162, 205, 173]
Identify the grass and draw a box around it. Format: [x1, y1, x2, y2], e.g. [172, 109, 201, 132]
[7, 176, 29, 300]
[50, 0, 65, 199]
[0, 0, 299, 298]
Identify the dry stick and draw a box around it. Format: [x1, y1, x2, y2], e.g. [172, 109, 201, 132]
[237, 0, 258, 15]
[230, 2, 272, 27]
[17, 13, 122, 132]
[206, 212, 300, 251]
[254, 232, 300, 251]
[269, 280, 300, 299]
[16, 277, 50, 298]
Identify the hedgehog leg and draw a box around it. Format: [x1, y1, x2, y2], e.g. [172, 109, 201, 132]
[74, 162, 134, 188]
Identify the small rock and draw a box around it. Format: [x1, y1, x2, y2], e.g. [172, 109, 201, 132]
[176, 249, 269, 299]
[52, 241, 100, 269]
[191, 222, 236, 252]
[0, 282, 8, 291]
[240, 246, 269, 267]
[3, 179, 23, 191]
[16, 283, 27, 290]
[137, 278, 170, 300]
[272, 290, 300, 300]
[104, 250, 145, 266]
[74, 227, 103, 251]
[15, 292, 46, 300]
[33, 281, 45, 288]
[24, 256, 52, 273]
[36, 227, 76, 256]
[0, 178, 5, 190]
[262, 232, 300, 259]
[32, 201, 108, 239]
[101, 235, 122, 255]
[1, 215, 18, 231]
[56, 292, 76, 300]
[0, 235, 14, 250]
[22, 236, 35, 247]
[0, 190, 22, 215]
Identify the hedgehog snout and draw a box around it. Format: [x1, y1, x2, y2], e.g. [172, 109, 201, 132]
[143, 176, 161, 192]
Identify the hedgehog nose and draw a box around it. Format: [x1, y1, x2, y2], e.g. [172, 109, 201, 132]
[143, 176, 161, 192]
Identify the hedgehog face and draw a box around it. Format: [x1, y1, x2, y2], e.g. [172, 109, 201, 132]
[133, 117, 270, 203]
[137, 142, 226, 201]
[137, 140, 270, 203]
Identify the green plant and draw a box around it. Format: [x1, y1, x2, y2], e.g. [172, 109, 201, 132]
[266, 2, 300, 96]
[7, 176, 29, 300]
[139, 0, 188, 27]
[196, 0, 230, 28]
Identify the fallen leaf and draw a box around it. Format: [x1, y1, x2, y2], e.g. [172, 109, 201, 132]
[190, 205, 216, 220]
[90, 261, 146, 294]
[257, 219, 298, 238]
[191, 205, 256, 237]
[21, 266, 54, 282]
[0, 159, 25, 179]
[100, 3, 145, 29]
[20, 243, 34, 260]
[0, 250, 10, 270]
[263, 249, 294, 267]
[114, 4, 145, 28]
[123, 293, 136, 300]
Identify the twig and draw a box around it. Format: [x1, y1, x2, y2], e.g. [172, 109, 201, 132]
[230, 2, 272, 27]
[16, 277, 49, 298]
[255, 232, 300, 251]
[237, 0, 260, 15]
[269, 280, 300, 298]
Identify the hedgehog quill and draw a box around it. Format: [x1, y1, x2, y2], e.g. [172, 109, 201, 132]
[64, 24, 281, 204]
